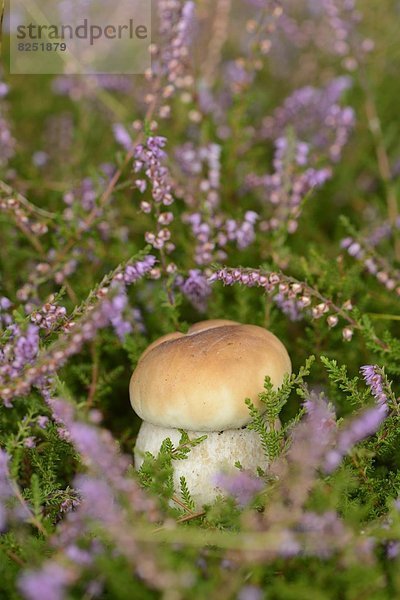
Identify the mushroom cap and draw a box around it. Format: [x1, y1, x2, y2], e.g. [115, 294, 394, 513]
[130, 320, 291, 431]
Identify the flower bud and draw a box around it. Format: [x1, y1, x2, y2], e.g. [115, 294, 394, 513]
[342, 327, 354, 341]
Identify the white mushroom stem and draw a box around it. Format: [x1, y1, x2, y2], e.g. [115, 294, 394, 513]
[134, 421, 269, 507]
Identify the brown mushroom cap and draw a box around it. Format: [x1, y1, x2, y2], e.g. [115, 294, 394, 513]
[130, 321, 291, 431]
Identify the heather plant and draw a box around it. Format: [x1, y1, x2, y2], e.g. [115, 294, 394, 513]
[1, 0, 400, 598]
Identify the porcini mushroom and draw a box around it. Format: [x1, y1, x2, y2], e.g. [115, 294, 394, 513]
[130, 319, 291, 506]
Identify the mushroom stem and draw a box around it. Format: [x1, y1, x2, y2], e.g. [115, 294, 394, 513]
[134, 421, 269, 507]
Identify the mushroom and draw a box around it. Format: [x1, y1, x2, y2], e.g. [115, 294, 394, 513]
[130, 319, 291, 507]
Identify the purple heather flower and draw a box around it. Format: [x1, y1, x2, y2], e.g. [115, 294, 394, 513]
[340, 237, 353, 249]
[360, 365, 389, 410]
[0, 450, 11, 531]
[0, 296, 13, 329]
[134, 138, 175, 255]
[19, 562, 72, 600]
[85, 580, 103, 597]
[123, 255, 157, 284]
[0, 503, 6, 532]
[364, 258, 378, 275]
[0, 324, 40, 404]
[262, 78, 355, 162]
[50, 400, 131, 489]
[0, 115, 16, 167]
[273, 292, 304, 321]
[37, 416, 49, 430]
[247, 135, 332, 233]
[0, 254, 158, 404]
[325, 406, 387, 472]
[237, 585, 263, 600]
[157, 0, 195, 92]
[13, 325, 40, 368]
[387, 541, 400, 559]
[0, 296, 11, 310]
[103, 284, 132, 341]
[272, 393, 337, 493]
[32, 151, 49, 168]
[112, 123, 133, 152]
[214, 470, 264, 506]
[225, 60, 254, 91]
[278, 530, 302, 558]
[24, 437, 36, 449]
[0, 82, 9, 97]
[180, 269, 211, 312]
[52, 75, 134, 99]
[303, 394, 337, 437]
[367, 222, 393, 247]
[225, 215, 258, 250]
[348, 242, 362, 257]
[65, 544, 93, 566]
[299, 510, 348, 558]
[75, 476, 116, 522]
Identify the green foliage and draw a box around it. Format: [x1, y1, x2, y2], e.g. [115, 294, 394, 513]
[246, 356, 315, 460]
[179, 476, 195, 511]
[138, 440, 175, 504]
[137, 432, 208, 510]
[173, 430, 208, 460]
[321, 355, 369, 409]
